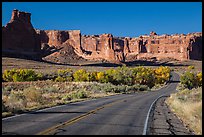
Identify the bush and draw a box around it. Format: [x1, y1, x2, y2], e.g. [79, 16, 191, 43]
[70, 91, 88, 99]
[73, 69, 89, 82]
[5, 90, 27, 112]
[56, 69, 73, 82]
[196, 72, 202, 87]
[96, 72, 108, 83]
[154, 66, 170, 84]
[54, 76, 67, 82]
[88, 71, 97, 82]
[180, 71, 198, 89]
[23, 87, 43, 103]
[133, 67, 155, 88]
[2, 69, 42, 82]
[188, 65, 195, 70]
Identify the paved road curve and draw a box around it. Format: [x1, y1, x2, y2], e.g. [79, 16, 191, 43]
[2, 72, 180, 135]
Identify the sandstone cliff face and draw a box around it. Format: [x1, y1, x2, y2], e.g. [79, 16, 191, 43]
[35, 29, 85, 64]
[78, 32, 202, 62]
[2, 9, 202, 63]
[2, 9, 41, 60]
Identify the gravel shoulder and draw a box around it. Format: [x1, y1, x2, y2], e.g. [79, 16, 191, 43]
[147, 96, 194, 135]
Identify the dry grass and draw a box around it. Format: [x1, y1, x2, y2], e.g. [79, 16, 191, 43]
[2, 81, 140, 118]
[166, 87, 202, 135]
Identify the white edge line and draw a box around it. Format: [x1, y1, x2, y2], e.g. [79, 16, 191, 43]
[142, 94, 167, 135]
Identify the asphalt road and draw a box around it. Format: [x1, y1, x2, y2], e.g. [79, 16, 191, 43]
[2, 72, 180, 135]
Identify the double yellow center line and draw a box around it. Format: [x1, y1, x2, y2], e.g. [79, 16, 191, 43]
[37, 99, 125, 135]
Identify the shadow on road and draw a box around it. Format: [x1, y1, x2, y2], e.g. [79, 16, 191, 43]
[168, 80, 180, 83]
[29, 111, 87, 114]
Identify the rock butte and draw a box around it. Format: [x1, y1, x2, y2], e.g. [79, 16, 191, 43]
[2, 9, 202, 63]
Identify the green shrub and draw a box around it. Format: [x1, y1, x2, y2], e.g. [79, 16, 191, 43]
[70, 91, 88, 99]
[88, 71, 97, 82]
[96, 72, 109, 83]
[188, 65, 195, 70]
[126, 84, 140, 92]
[2, 69, 42, 82]
[73, 69, 89, 82]
[61, 94, 72, 101]
[102, 83, 116, 93]
[139, 85, 149, 91]
[56, 69, 73, 82]
[180, 71, 202, 89]
[54, 76, 67, 82]
[43, 86, 58, 92]
[180, 71, 197, 89]
[114, 85, 127, 93]
[196, 72, 202, 87]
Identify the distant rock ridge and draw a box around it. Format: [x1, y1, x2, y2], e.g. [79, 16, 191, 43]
[2, 9, 202, 63]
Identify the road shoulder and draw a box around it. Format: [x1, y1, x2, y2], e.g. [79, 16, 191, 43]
[147, 96, 194, 135]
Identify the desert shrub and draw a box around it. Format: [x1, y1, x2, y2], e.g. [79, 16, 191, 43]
[96, 72, 109, 83]
[102, 83, 116, 93]
[139, 85, 149, 91]
[5, 90, 27, 112]
[3, 86, 13, 92]
[104, 67, 133, 85]
[43, 86, 58, 92]
[57, 68, 73, 76]
[61, 94, 72, 101]
[104, 69, 117, 84]
[115, 66, 134, 85]
[73, 69, 89, 82]
[114, 85, 127, 93]
[23, 87, 43, 103]
[180, 71, 196, 89]
[125, 85, 139, 92]
[188, 65, 195, 70]
[196, 72, 202, 87]
[154, 66, 170, 84]
[133, 67, 155, 88]
[88, 71, 97, 82]
[42, 73, 57, 81]
[180, 71, 202, 89]
[69, 90, 88, 99]
[2, 69, 42, 82]
[56, 69, 73, 82]
[54, 76, 67, 82]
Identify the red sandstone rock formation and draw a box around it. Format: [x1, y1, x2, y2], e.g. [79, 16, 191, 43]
[2, 9, 41, 60]
[35, 29, 87, 64]
[2, 9, 202, 63]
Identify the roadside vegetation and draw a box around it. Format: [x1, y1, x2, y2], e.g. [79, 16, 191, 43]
[2, 81, 149, 118]
[2, 66, 171, 87]
[2, 66, 171, 118]
[166, 70, 202, 135]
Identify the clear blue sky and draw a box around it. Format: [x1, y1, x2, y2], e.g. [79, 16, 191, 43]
[2, 2, 202, 37]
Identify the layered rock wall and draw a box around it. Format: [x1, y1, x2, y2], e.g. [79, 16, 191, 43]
[78, 32, 202, 62]
[2, 9, 202, 63]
